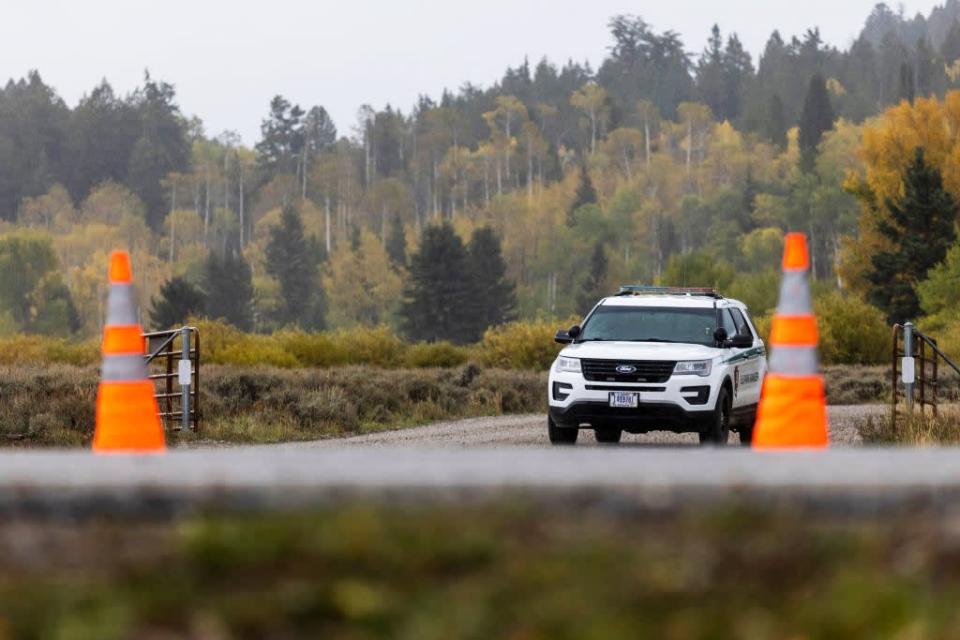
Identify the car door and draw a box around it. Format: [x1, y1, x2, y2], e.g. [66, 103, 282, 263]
[728, 308, 763, 407]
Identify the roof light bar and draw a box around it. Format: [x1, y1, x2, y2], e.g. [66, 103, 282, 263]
[617, 285, 722, 299]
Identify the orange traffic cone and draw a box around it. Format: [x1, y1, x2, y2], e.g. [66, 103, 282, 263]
[92, 251, 166, 453]
[752, 233, 829, 449]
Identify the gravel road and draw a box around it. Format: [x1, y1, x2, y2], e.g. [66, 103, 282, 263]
[298, 405, 884, 449]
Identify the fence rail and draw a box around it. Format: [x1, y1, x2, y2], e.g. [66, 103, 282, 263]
[892, 323, 960, 423]
[143, 327, 200, 432]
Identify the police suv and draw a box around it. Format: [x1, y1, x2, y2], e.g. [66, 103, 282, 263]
[548, 286, 766, 446]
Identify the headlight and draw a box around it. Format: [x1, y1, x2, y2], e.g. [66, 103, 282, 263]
[554, 357, 582, 374]
[674, 360, 713, 377]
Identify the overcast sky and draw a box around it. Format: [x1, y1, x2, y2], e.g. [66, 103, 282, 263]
[2, 0, 942, 144]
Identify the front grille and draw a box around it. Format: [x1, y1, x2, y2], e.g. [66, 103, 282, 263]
[581, 359, 676, 384]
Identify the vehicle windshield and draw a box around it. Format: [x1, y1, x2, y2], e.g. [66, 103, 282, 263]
[579, 306, 717, 346]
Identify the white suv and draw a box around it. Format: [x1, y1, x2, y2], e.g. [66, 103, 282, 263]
[548, 287, 766, 446]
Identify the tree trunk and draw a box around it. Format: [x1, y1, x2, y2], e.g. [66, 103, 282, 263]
[590, 110, 597, 155]
[325, 195, 332, 255]
[644, 120, 651, 167]
[527, 144, 534, 201]
[239, 164, 246, 247]
[169, 183, 177, 263]
[204, 169, 211, 247]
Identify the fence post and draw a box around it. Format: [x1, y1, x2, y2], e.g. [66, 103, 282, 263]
[904, 322, 915, 414]
[180, 327, 192, 431]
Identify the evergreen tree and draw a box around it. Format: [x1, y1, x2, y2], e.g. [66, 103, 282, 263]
[576, 242, 609, 315]
[385, 213, 407, 268]
[467, 227, 516, 335]
[763, 93, 788, 148]
[203, 248, 254, 331]
[126, 73, 191, 229]
[798, 74, 835, 173]
[898, 62, 916, 102]
[265, 204, 324, 329]
[149, 276, 205, 330]
[568, 164, 597, 226]
[867, 147, 958, 322]
[401, 223, 476, 344]
[942, 20, 960, 63]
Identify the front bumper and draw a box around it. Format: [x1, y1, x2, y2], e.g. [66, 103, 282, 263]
[549, 401, 714, 434]
[548, 369, 718, 433]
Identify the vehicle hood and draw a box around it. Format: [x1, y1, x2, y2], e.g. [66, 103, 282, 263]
[560, 341, 721, 362]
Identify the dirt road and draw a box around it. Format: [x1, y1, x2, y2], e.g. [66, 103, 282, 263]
[295, 405, 883, 449]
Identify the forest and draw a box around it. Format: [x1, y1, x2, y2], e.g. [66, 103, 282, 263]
[3, 2, 960, 354]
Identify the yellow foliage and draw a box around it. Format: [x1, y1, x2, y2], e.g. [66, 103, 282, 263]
[324, 230, 403, 329]
[0, 335, 98, 366]
[842, 93, 960, 293]
[477, 320, 570, 370]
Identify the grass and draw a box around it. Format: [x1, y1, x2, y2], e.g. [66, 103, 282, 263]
[1, 502, 960, 638]
[858, 408, 960, 445]
[0, 364, 545, 447]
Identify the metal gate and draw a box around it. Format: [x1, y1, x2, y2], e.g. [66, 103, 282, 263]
[891, 322, 960, 424]
[144, 327, 200, 432]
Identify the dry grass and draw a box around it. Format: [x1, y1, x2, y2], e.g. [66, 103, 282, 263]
[824, 366, 960, 405]
[858, 407, 960, 445]
[0, 364, 545, 447]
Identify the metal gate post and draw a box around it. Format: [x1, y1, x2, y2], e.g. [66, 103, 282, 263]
[180, 327, 192, 431]
[904, 322, 915, 414]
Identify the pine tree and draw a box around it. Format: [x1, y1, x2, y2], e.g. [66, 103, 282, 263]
[763, 93, 788, 148]
[568, 164, 597, 226]
[467, 227, 516, 335]
[867, 147, 958, 322]
[401, 223, 476, 344]
[898, 62, 916, 103]
[149, 277, 205, 330]
[576, 242, 609, 315]
[798, 74, 835, 173]
[941, 20, 960, 63]
[385, 213, 407, 268]
[204, 249, 254, 331]
[266, 204, 324, 329]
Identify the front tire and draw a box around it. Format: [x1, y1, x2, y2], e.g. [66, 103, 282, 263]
[699, 388, 731, 446]
[548, 416, 579, 445]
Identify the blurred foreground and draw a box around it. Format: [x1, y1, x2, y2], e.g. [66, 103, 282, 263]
[1, 501, 958, 638]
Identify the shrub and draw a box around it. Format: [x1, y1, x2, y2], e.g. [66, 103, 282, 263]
[815, 293, 889, 365]
[476, 320, 566, 370]
[0, 335, 98, 366]
[275, 330, 344, 367]
[404, 342, 470, 368]
[329, 326, 405, 368]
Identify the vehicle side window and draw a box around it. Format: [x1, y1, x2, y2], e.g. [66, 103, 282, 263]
[720, 309, 738, 336]
[730, 309, 754, 338]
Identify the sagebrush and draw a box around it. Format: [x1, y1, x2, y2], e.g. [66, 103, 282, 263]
[0, 364, 545, 446]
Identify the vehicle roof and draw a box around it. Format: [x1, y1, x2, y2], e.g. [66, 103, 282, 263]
[598, 295, 748, 310]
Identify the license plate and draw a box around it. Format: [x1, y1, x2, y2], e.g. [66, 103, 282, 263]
[609, 392, 640, 409]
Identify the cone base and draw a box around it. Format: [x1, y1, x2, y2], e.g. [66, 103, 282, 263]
[753, 375, 829, 449]
[94, 381, 166, 453]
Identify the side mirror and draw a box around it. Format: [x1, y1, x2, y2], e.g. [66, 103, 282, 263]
[555, 325, 581, 345]
[728, 334, 754, 349]
[713, 328, 728, 345]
